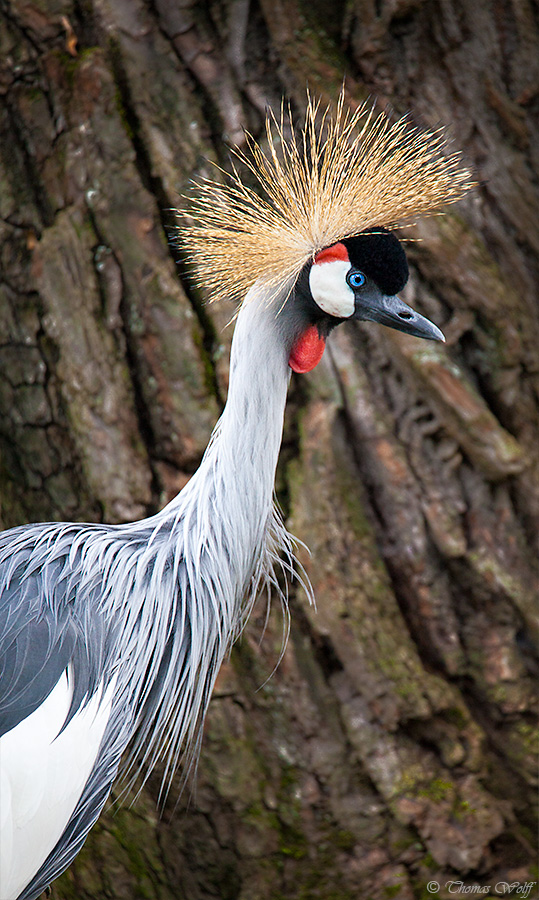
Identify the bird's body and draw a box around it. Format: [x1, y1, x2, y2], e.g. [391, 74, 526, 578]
[0, 94, 472, 899]
[0, 284, 294, 899]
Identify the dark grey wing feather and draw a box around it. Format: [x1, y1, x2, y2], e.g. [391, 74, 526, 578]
[0, 593, 77, 735]
[0, 549, 78, 737]
[0, 523, 111, 737]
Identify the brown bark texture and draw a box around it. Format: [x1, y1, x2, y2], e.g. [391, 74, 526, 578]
[0, 0, 538, 898]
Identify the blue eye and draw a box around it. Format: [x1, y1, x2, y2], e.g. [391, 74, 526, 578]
[347, 271, 366, 289]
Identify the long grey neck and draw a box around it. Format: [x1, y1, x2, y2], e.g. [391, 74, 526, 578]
[203, 283, 292, 588]
[165, 283, 292, 587]
[219, 285, 291, 495]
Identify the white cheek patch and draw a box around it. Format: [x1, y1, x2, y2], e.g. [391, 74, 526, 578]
[309, 260, 355, 318]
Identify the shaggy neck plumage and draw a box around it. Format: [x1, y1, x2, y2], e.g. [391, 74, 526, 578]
[132, 281, 294, 784]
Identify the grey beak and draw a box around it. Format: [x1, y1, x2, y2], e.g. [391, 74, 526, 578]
[354, 293, 445, 342]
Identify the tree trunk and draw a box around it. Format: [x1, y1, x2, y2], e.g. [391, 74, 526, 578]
[0, 0, 537, 898]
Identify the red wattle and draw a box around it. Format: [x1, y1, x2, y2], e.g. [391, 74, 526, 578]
[289, 325, 326, 373]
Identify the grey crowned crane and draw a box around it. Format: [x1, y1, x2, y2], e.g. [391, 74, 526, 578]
[0, 93, 472, 899]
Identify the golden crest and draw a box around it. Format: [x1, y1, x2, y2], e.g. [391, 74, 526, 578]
[178, 90, 474, 305]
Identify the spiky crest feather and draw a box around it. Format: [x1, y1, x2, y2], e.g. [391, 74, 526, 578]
[179, 90, 474, 305]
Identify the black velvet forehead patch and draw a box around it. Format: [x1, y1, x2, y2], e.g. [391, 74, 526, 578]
[342, 229, 409, 295]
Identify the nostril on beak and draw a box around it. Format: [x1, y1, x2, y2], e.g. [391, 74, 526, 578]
[398, 311, 413, 320]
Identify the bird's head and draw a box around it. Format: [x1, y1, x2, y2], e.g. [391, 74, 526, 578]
[286, 228, 444, 374]
[179, 91, 473, 357]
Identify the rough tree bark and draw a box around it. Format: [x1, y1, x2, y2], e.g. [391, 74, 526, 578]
[0, 0, 537, 898]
